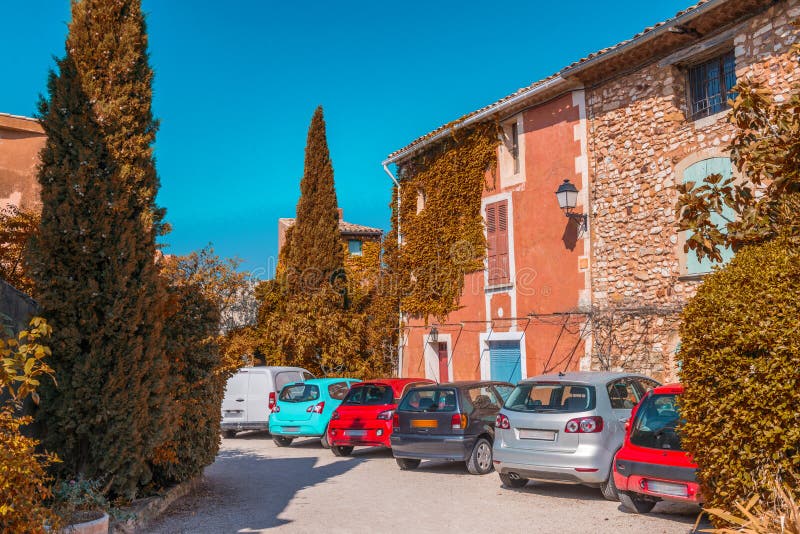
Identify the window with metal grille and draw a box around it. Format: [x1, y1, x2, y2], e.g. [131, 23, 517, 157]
[510, 122, 520, 174]
[688, 50, 737, 120]
[486, 200, 510, 285]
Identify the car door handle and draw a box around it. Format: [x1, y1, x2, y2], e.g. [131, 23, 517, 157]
[235, 398, 245, 402]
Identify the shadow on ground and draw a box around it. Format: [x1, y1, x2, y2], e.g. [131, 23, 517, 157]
[147, 447, 360, 533]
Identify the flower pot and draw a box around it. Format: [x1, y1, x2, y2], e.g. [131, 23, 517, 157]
[64, 511, 108, 534]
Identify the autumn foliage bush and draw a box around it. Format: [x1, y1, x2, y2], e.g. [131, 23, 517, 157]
[678, 239, 800, 518]
[0, 318, 58, 534]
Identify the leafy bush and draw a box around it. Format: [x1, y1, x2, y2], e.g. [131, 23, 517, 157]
[679, 240, 800, 517]
[51, 477, 108, 525]
[0, 318, 58, 534]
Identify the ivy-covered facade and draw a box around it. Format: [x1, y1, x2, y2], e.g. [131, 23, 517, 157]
[385, 0, 797, 383]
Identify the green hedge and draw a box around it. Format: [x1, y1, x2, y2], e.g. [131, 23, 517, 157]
[678, 239, 800, 513]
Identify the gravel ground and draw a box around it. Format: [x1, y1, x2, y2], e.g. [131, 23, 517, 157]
[147, 431, 709, 534]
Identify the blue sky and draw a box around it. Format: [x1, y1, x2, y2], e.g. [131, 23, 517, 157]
[0, 0, 690, 277]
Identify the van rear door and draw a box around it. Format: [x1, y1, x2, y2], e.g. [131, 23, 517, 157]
[222, 371, 249, 423]
[246, 371, 270, 425]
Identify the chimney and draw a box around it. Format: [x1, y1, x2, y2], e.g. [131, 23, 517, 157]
[337, 208, 343, 220]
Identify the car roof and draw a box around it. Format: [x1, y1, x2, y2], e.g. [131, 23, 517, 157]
[519, 371, 655, 385]
[653, 382, 683, 394]
[301, 377, 360, 386]
[237, 366, 309, 373]
[354, 378, 433, 396]
[411, 380, 513, 389]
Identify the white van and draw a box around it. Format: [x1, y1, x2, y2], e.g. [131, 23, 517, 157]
[221, 366, 314, 438]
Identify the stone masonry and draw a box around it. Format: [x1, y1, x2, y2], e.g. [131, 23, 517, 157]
[585, 0, 800, 381]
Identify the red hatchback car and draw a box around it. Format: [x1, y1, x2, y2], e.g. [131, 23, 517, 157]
[327, 378, 434, 457]
[614, 383, 701, 513]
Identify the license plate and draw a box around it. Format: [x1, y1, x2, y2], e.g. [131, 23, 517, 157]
[411, 419, 438, 428]
[646, 480, 688, 497]
[282, 426, 300, 432]
[519, 429, 556, 441]
[346, 430, 367, 437]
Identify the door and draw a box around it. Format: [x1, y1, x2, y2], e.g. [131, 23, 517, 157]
[221, 371, 249, 423]
[489, 341, 521, 384]
[246, 371, 270, 425]
[437, 342, 450, 382]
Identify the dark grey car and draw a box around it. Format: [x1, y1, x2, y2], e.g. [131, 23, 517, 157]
[390, 381, 514, 475]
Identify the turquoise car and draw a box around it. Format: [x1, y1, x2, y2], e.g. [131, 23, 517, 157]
[270, 377, 360, 448]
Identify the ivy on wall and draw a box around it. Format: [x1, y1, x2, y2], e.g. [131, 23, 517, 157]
[390, 121, 499, 320]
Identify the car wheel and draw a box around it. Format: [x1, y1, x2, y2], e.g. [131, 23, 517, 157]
[619, 492, 657, 514]
[466, 438, 494, 475]
[223, 430, 237, 439]
[272, 435, 294, 447]
[600, 463, 620, 501]
[332, 445, 354, 457]
[498, 472, 529, 488]
[396, 458, 421, 470]
[320, 428, 331, 449]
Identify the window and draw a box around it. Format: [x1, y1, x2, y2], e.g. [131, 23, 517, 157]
[398, 388, 457, 412]
[348, 239, 362, 256]
[275, 371, 302, 390]
[682, 157, 736, 275]
[342, 384, 393, 405]
[279, 384, 320, 402]
[486, 200, 510, 286]
[629, 393, 684, 451]
[510, 121, 520, 174]
[688, 50, 736, 120]
[606, 380, 640, 410]
[327, 381, 351, 400]
[504, 383, 596, 413]
[463, 386, 502, 411]
[493, 384, 515, 402]
[416, 189, 426, 214]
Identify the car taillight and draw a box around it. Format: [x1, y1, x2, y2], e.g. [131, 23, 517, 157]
[564, 416, 604, 433]
[305, 401, 325, 414]
[331, 410, 340, 420]
[269, 392, 276, 411]
[377, 409, 394, 420]
[496, 413, 510, 429]
[451, 413, 467, 430]
[392, 413, 399, 429]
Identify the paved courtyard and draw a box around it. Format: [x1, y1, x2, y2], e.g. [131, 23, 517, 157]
[148, 431, 708, 534]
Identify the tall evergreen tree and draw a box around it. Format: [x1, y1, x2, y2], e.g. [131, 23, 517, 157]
[284, 106, 344, 293]
[28, 0, 169, 498]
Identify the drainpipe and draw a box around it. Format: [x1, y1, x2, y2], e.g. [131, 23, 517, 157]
[382, 162, 404, 377]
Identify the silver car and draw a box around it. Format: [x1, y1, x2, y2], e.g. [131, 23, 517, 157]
[493, 372, 659, 500]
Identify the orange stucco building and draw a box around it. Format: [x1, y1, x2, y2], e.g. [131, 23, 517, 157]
[386, 88, 592, 383]
[0, 113, 45, 212]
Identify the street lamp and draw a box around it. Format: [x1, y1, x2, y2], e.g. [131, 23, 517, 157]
[555, 179, 588, 234]
[429, 326, 439, 343]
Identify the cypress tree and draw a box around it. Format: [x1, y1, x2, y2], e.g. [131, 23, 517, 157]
[284, 106, 344, 293]
[28, 0, 169, 498]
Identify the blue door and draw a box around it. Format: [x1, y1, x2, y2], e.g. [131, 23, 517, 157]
[489, 341, 521, 384]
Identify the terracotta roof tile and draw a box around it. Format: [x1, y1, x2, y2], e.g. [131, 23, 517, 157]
[281, 218, 383, 236]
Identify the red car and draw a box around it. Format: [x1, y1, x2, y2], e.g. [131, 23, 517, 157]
[327, 378, 434, 457]
[614, 383, 701, 513]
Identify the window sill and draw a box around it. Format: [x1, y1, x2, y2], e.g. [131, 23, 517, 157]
[678, 273, 708, 282]
[485, 282, 513, 292]
[690, 108, 730, 129]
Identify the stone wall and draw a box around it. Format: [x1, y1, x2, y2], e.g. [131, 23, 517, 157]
[586, 0, 800, 381]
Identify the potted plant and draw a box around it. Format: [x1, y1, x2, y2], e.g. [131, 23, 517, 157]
[52, 478, 109, 533]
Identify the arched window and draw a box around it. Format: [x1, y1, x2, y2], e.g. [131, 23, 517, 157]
[682, 157, 736, 275]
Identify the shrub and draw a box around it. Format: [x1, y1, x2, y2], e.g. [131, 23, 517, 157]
[703, 476, 799, 534]
[679, 239, 800, 517]
[0, 318, 58, 534]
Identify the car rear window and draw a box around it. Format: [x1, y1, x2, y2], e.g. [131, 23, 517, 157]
[327, 381, 351, 400]
[399, 388, 457, 413]
[630, 393, 684, 451]
[279, 384, 320, 402]
[342, 384, 393, 405]
[504, 382, 596, 413]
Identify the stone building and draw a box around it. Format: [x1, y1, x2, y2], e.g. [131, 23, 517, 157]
[0, 113, 45, 211]
[565, 0, 799, 380]
[385, 0, 798, 382]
